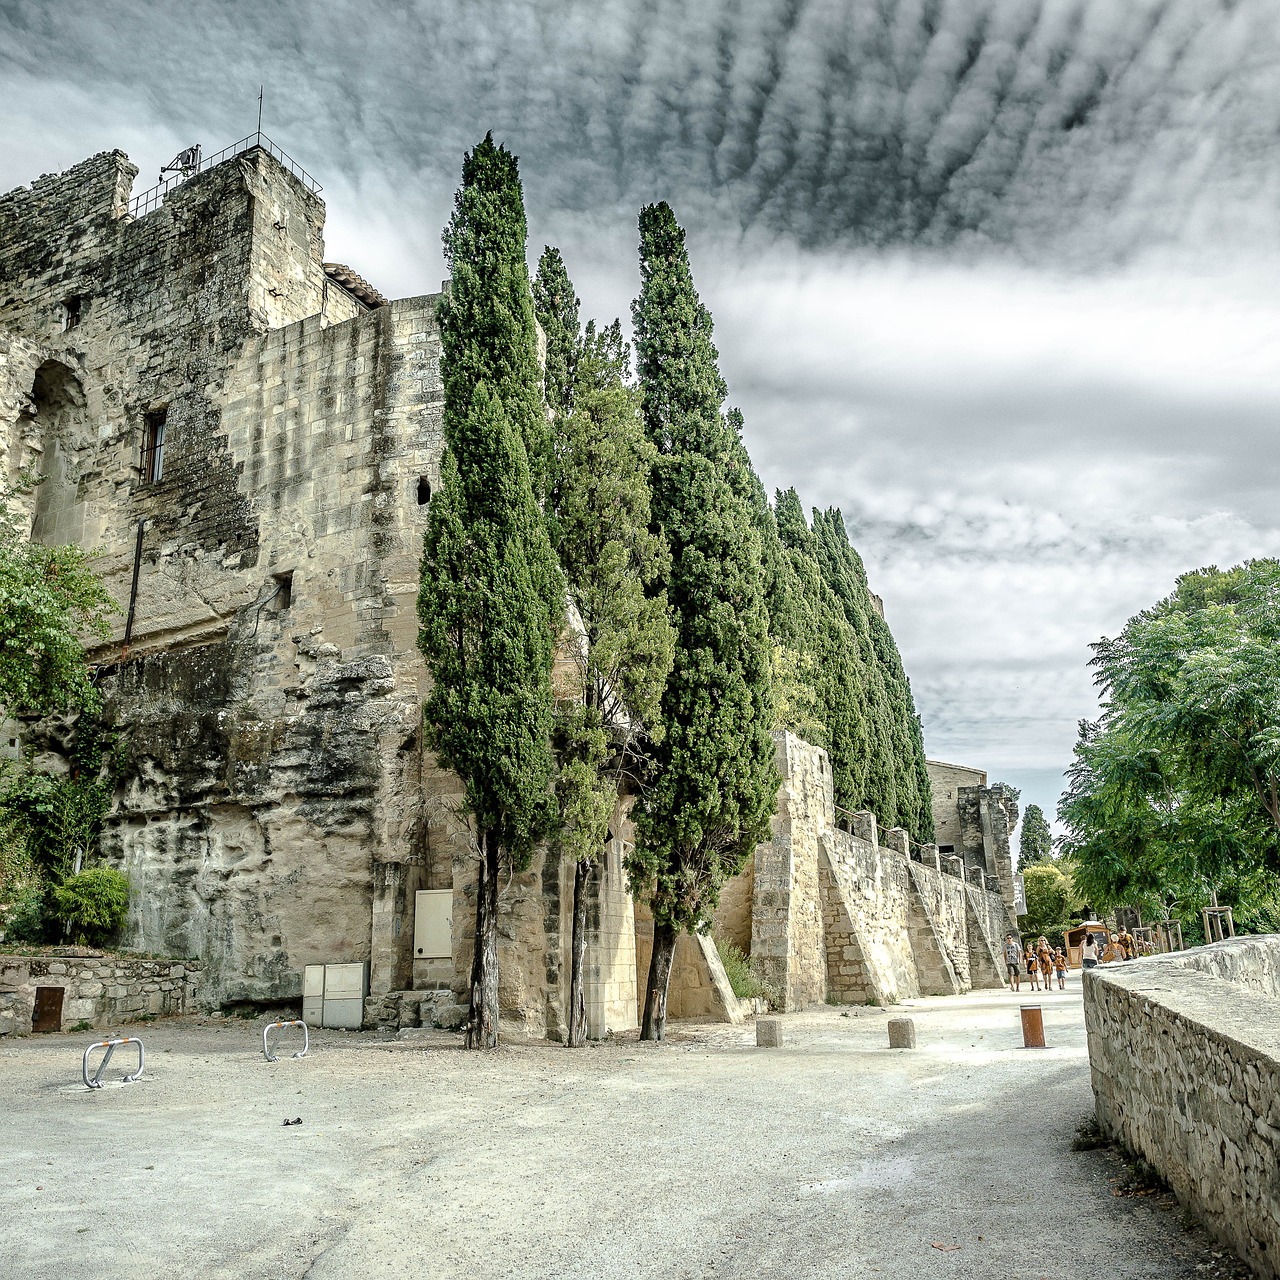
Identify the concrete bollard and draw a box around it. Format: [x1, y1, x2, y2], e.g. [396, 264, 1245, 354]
[756, 1017, 783, 1048]
[887, 1016, 916, 1049]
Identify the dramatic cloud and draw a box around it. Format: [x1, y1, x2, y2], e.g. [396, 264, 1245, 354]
[4, 0, 1280, 836]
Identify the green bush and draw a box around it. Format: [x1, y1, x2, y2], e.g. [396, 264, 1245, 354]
[51, 867, 128, 945]
[715, 938, 782, 1009]
[3, 880, 49, 943]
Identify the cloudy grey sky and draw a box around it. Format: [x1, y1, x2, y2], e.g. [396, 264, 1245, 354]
[5, 0, 1280, 839]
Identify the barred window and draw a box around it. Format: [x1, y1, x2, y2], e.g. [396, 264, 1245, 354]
[142, 408, 167, 483]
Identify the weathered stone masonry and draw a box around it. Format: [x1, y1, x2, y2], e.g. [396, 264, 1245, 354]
[730, 733, 1016, 1009]
[1085, 938, 1280, 1278]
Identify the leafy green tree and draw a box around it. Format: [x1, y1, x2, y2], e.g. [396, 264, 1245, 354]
[0, 474, 116, 718]
[628, 201, 779, 1041]
[1018, 803, 1053, 866]
[540, 305, 676, 1046]
[532, 246, 580, 420]
[1017, 862, 1079, 949]
[1060, 559, 1280, 936]
[0, 475, 119, 939]
[418, 136, 565, 1049]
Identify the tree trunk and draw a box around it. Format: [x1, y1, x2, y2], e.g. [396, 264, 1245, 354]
[566, 857, 591, 1047]
[467, 829, 501, 1050]
[640, 918, 677, 1042]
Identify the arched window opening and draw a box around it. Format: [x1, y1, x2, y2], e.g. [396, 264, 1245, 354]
[416, 475, 431, 506]
[27, 361, 90, 547]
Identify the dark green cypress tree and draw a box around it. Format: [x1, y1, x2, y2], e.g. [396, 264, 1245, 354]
[812, 507, 934, 840]
[628, 202, 779, 1041]
[1019, 803, 1054, 866]
[437, 134, 553, 506]
[532, 245, 580, 420]
[417, 136, 565, 1049]
[546, 310, 676, 1046]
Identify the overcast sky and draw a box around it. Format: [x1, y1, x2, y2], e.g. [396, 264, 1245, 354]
[5, 0, 1280, 841]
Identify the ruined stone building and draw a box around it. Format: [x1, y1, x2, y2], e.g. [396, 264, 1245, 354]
[0, 141, 1017, 1037]
[925, 759, 1019, 920]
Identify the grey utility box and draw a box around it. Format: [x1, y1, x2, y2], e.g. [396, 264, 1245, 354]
[302, 962, 369, 1031]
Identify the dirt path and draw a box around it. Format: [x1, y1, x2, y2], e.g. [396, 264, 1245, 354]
[0, 980, 1249, 1278]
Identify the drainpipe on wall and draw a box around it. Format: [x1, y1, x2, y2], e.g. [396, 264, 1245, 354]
[121, 518, 146, 658]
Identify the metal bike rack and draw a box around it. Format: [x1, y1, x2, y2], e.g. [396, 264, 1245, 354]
[82, 1036, 145, 1089]
[263, 1019, 309, 1062]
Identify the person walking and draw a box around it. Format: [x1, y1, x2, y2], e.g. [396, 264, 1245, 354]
[1004, 933, 1023, 992]
[1037, 938, 1055, 990]
[1117, 927, 1137, 960]
[1053, 948, 1067, 990]
[1025, 944, 1041, 992]
[1081, 933, 1100, 970]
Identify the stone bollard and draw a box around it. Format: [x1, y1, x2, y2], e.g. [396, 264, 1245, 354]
[756, 1017, 783, 1048]
[887, 1016, 916, 1049]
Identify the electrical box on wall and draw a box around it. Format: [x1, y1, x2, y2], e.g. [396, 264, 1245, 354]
[414, 889, 452, 959]
[302, 964, 324, 1026]
[301, 961, 369, 1030]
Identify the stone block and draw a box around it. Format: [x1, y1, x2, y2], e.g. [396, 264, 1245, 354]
[887, 1017, 916, 1049]
[756, 1017, 783, 1048]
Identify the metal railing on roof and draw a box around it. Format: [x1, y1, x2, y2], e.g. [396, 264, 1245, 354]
[127, 132, 322, 218]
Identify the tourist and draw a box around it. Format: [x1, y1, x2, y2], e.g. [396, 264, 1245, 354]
[1037, 937, 1055, 989]
[1081, 933, 1099, 970]
[1004, 933, 1023, 991]
[1117, 927, 1137, 960]
[1025, 944, 1041, 991]
[1053, 948, 1067, 990]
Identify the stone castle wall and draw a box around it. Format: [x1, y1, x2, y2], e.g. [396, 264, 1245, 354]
[0, 145, 598, 1035]
[735, 733, 1012, 1011]
[1084, 937, 1280, 1278]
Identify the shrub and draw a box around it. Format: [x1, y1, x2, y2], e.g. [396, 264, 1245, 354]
[51, 867, 128, 945]
[715, 938, 782, 1009]
[4, 880, 49, 944]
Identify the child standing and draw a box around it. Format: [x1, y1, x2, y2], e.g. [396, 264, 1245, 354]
[1024, 945, 1041, 992]
[1053, 948, 1067, 990]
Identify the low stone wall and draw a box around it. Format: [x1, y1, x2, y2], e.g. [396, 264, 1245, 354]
[0, 950, 201, 1035]
[1084, 937, 1280, 1277]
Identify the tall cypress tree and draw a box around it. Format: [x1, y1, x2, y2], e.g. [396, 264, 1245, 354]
[628, 202, 778, 1041]
[532, 246, 580, 420]
[418, 136, 564, 1049]
[539, 308, 676, 1046]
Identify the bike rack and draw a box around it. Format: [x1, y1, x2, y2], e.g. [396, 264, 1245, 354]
[82, 1036, 145, 1089]
[263, 1019, 309, 1062]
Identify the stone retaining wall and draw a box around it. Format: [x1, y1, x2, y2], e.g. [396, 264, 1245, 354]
[1084, 936, 1280, 1277]
[0, 951, 201, 1035]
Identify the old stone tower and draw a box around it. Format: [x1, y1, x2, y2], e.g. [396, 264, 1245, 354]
[0, 141, 1017, 1036]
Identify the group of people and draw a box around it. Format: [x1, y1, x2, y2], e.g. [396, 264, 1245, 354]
[1003, 934, 1067, 992]
[1002, 926, 1144, 992]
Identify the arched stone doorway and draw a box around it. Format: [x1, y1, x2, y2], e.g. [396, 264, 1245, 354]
[24, 360, 91, 547]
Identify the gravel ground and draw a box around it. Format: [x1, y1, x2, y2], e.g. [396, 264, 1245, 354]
[0, 977, 1252, 1279]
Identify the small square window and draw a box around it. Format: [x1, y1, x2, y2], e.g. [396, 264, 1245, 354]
[60, 296, 82, 331]
[271, 571, 293, 612]
[141, 408, 167, 483]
